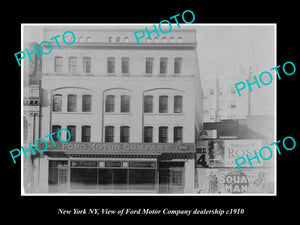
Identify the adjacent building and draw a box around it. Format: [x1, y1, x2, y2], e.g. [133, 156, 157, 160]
[35, 26, 203, 194]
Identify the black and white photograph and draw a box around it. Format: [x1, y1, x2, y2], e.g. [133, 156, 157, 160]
[4, 4, 298, 221]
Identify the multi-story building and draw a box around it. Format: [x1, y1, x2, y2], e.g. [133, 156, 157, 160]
[23, 42, 42, 193]
[203, 76, 249, 122]
[35, 26, 203, 194]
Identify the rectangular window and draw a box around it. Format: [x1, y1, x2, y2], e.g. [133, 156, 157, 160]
[174, 95, 183, 113]
[120, 126, 129, 143]
[54, 56, 63, 73]
[82, 95, 92, 112]
[121, 57, 129, 74]
[144, 126, 153, 143]
[160, 57, 168, 74]
[83, 57, 91, 73]
[107, 57, 115, 73]
[174, 57, 182, 74]
[121, 95, 130, 113]
[67, 94, 77, 112]
[67, 125, 76, 142]
[69, 57, 77, 73]
[105, 95, 115, 112]
[173, 126, 183, 143]
[53, 94, 62, 112]
[144, 95, 153, 113]
[105, 126, 114, 142]
[159, 95, 168, 113]
[81, 125, 91, 142]
[159, 126, 168, 143]
[145, 57, 154, 74]
[52, 125, 61, 142]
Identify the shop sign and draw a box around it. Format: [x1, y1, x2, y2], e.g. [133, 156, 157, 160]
[129, 161, 156, 168]
[40, 142, 195, 154]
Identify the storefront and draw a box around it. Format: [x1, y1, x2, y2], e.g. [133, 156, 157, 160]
[39, 142, 195, 193]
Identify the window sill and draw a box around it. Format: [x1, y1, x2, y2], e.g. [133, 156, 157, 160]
[52, 111, 93, 114]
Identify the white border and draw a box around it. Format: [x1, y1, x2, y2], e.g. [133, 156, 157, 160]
[21, 23, 277, 196]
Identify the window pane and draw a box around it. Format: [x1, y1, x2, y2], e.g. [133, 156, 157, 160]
[121, 95, 130, 113]
[160, 57, 168, 74]
[82, 95, 92, 112]
[159, 95, 168, 113]
[23, 117, 28, 142]
[105, 95, 114, 112]
[107, 57, 115, 73]
[144, 126, 153, 143]
[159, 127, 168, 143]
[145, 57, 153, 74]
[83, 57, 91, 73]
[67, 94, 77, 112]
[144, 95, 153, 113]
[81, 126, 91, 142]
[55, 56, 63, 73]
[105, 126, 114, 142]
[120, 126, 129, 142]
[52, 125, 61, 142]
[174, 57, 182, 74]
[174, 127, 183, 143]
[174, 95, 183, 113]
[67, 125, 76, 142]
[69, 57, 77, 73]
[121, 57, 129, 73]
[53, 94, 62, 112]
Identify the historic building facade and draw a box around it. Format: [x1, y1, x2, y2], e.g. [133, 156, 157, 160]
[36, 26, 203, 194]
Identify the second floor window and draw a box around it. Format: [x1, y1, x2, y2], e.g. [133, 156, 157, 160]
[69, 57, 77, 73]
[107, 57, 115, 73]
[159, 126, 168, 143]
[105, 126, 114, 142]
[52, 125, 61, 142]
[121, 57, 129, 74]
[144, 126, 153, 143]
[67, 125, 76, 142]
[82, 95, 92, 112]
[105, 95, 114, 112]
[67, 94, 77, 112]
[121, 95, 130, 113]
[159, 95, 168, 113]
[174, 126, 183, 143]
[53, 94, 62, 112]
[145, 57, 154, 74]
[81, 125, 91, 142]
[174, 95, 183, 113]
[144, 95, 153, 113]
[83, 57, 91, 73]
[120, 126, 129, 142]
[160, 57, 168, 74]
[54, 56, 63, 73]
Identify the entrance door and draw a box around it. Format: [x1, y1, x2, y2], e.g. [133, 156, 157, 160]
[158, 162, 184, 193]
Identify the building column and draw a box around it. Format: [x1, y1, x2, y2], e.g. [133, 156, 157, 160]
[184, 158, 195, 193]
[38, 155, 49, 193]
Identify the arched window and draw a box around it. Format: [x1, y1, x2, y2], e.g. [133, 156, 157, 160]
[124, 37, 129, 42]
[82, 94, 92, 112]
[170, 37, 174, 42]
[108, 37, 113, 42]
[86, 36, 92, 42]
[105, 95, 115, 112]
[53, 94, 62, 112]
[178, 37, 183, 42]
[67, 94, 77, 112]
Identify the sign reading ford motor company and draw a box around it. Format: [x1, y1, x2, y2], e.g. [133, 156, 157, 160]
[36, 142, 195, 154]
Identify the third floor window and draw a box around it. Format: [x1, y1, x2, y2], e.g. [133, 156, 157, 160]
[105, 95, 115, 112]
[121, 95, 130, 113]
[159, 95, 168, 113]
[144, 95, 153, 113]
[67, 94, 77, 112]
[145, 57, 154, 74]
[160, 57, 168, 74]
[174, 57, 182, 74]
[82, 95, 92, 112]
[69, 57, 77, 73]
